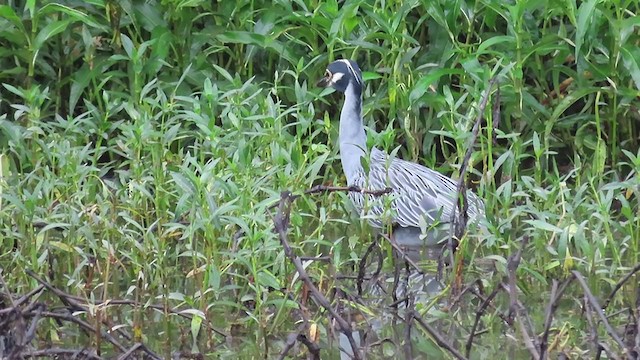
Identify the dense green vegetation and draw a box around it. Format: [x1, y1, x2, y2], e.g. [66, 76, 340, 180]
[1, 0, 639, 358]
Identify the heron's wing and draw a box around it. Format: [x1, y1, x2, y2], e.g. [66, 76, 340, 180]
[368, 148, 483, 228]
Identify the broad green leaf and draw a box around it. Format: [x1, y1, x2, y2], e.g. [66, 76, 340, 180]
[524, 219, 563, 233]
[179, 0, 206, 8]
[179, 309, 206, 319]
[620, 45, 640, 92]
[33, 19, 73, 50]
[362, 71, 382, 81]
[190, 314, 202, 348]
[49, 241, 74, 252]
[26, 0, 36, 19]
[532, 131, 541, 157]
[40, 3, 107, 30]
[547, 87, 601, 127]
[477, 35, 515, 55]
[0, 5, 26, 33]
[256, 270, 281, 290]
[409, 68, 463, 103]
[575, 0, 599, 58]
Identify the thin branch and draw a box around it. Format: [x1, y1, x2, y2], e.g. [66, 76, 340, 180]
[379, 233, 423, 274]
[272, 191, 361, 360]
[515, 311, 540, 359]
[357, 238, 382, 295]
[31, 310, 127, 352]
[572, 271, 628, 354]
[403, 296, 414, 360]
[584, 294, 605, 358]
[117, 342, 143, 360]
[602, 262, 640, 309]
[412, 311, 468, 360]
[18, 348, 103, 359]
[540, 279, 566, 359]
[465, 285, 503, 357]
[268, 185, 392, 211]
[449, 77, 499, 228]
[447, 77, 499, 272]
[506, 236, 529, 321]
[24, 270, 227, 338]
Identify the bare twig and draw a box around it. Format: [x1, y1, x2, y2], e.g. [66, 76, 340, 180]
[449, 77, 499, 230]
[465, 285, 503, 357]
[268, 185, 392, 211]
[572, 271, 628, 354]
[412, 311, 468, 360]
[18, 348, 103, 359]
[272, 190, 361, 359]
[584, 294, 605, 358]
[499, 283, 539, 358]
[24, 269, 227, 338]
[379, 233, 423, 274]
[540, 279, 565, 359]
[403, 296, 414, 360]
[296, 332, 321, 360]
[33, 310, 127, 352]
[602, 263, 640, 309]
[506, 236, 529, 322]
[117, 342, 143, 360]
[447, 77, 499, 277]
[515, 312, 540, 359]
[539, 276, 574, 358]
[279, 330, 301, 360]
[0, 270, 27, 356]
[450, 278, 483, 309]
[357, 238, 382, 295]
[0, 285, 45, 315]
[23, 303, 44, 346]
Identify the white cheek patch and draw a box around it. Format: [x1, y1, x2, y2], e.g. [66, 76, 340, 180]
[330, 72, 344, 85]
[337, 59, 361, 85]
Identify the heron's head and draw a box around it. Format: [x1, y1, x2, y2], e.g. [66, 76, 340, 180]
[316, 59, 362, 93]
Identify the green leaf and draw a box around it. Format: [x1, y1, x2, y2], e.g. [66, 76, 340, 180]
[575, 0, 599, 58]
[256, 270, 281, 290]
[0, 5, 26, 33]
[26, 0, 36, 19]
[409, 68, 463, 103]
[179, 309, 206, 318]
[212, 64, 234, 83]
[49, 241, 74, 253]
[190, 313, 202, 348]
[2, 83, 24, 97]
[179, 0, 206, 8]
[547, 87, 600, 127]
[524, 219, 563, 233]
[33, 19, 73, 50]
[532, 131, 541, 157]
[620, 45, 640, 92]
[477, 35, 515, 55]
[121, 34, 135, 59]
[362, 71, 382, 81]
[39, 3, 108, 31]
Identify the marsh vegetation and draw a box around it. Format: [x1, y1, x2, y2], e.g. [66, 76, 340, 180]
[1, 0, 639, 358]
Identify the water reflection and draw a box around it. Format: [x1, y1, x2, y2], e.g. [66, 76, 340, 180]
[339, 242, 446, 359]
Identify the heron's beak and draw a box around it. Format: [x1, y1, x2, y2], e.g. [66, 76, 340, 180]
[316, 76, 331, 88]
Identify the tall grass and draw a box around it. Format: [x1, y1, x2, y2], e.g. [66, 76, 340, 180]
[1, 0, 639, 358]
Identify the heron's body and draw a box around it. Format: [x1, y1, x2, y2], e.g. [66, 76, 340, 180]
[318, 60, 484, 246]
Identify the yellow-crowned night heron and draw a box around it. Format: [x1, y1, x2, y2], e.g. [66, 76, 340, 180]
[317, 59, 485, 247]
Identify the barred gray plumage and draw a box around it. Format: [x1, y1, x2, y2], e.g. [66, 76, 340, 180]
[317, 59, 485, 246]
[349, 148, 484, 228]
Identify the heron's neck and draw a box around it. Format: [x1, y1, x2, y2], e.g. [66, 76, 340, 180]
[339, 83, 367, 185]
